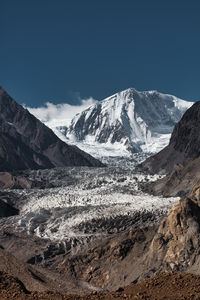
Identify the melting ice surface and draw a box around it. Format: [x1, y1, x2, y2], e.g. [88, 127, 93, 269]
[9, 167, 180, 241]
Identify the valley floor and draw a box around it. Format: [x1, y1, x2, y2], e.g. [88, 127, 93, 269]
[1, 271, 200, 300]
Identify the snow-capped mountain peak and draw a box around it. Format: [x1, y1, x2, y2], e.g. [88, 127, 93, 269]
[61, 88, 193, 156]
[30, 88, 193, 162]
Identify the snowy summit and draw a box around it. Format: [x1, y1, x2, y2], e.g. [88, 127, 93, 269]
[30, 88, 193, 160]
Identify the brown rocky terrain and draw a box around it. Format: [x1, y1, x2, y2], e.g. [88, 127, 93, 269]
[0, 249, 55, 292]
[0, 171, 55, 189]
[0, 221, 158, 292]
[142, 184, 200, 278]
[1, 271, 200, 299]
[57, 226, 157, 291]
[0, 247, 89, 295]
[0, 172, 32, 189]
[147, 197, 200, 271]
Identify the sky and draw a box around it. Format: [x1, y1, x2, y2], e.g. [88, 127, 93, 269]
[1, 0, 200, 107]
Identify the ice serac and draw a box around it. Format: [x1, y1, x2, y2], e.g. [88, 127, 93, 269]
[56, 88, 192, 158]
[141, 101, 200, 175]
[0, 87, 103, 171]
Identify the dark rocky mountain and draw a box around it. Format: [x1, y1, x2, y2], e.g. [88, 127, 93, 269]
[0, 87, 103, 171]
[140, 101, 200, 175]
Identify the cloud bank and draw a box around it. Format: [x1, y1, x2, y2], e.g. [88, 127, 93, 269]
[27, 97, 97, 127]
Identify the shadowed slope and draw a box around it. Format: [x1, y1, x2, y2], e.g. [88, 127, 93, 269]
[0, 87, 104, 171]
[140, 101, 200, 174]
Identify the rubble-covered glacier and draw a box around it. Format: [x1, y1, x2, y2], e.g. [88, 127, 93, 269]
[2, 167, 179, 243]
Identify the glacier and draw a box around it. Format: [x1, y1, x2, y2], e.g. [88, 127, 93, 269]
[2, 167, 179, 243]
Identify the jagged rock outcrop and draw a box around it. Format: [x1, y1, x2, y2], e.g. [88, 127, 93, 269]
[147, 186, 200, 273]
[140, 101, 200, 174]
[0, 87, 103, 171]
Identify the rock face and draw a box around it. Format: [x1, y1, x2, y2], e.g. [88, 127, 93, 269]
[0, 87, 103, 171]
[148, 198, 199, 268]
[147, 186, 200, 274]
[53, 88, 192, 157]
[140, 101, 200, 174]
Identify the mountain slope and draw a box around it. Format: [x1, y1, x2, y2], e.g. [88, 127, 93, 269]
[52, 88, 192, 158]
[140, 101, 200, 175]
[0, 87, 103, 171]
[148, 187, 200, 276]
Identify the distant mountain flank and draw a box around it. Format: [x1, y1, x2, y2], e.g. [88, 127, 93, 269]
[140, 101, 200, 197]
[141, 101, 200, 175]
[42, 88, 193, 159]
[0, 87, 103, 171]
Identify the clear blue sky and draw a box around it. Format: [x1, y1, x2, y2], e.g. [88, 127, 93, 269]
[1, 0, 200, 106]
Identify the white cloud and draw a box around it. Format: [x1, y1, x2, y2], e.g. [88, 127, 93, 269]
[26, 97, 97, 127]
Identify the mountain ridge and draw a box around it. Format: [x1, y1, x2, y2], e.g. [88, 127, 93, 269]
[46, 88, 193, 159]
[0, 87, 104, 171]
[140, 101, 200, 175]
